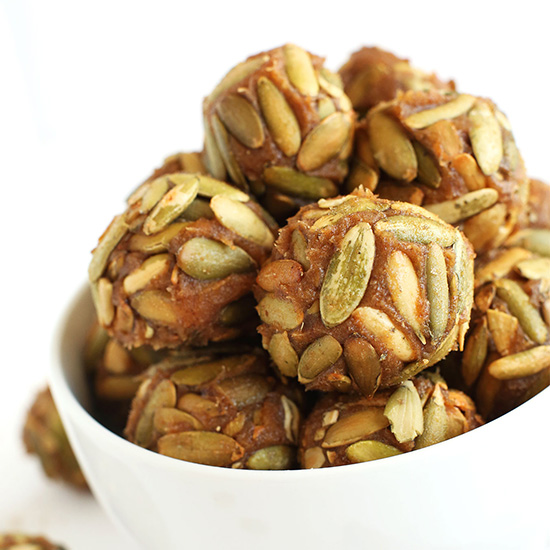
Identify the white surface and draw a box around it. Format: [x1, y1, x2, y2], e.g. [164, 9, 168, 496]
[1, 1, 549, 549]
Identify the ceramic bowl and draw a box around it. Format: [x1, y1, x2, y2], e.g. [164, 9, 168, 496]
[50, 285, 550, 550]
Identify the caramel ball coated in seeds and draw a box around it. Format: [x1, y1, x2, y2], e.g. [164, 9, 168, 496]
[125, 351, 303, 469]
[349, 90, 529, 254]
[88, 171, 277, 349]
[23, 388, 87, 490]
[0, 534, 66, 550]
[255, 189, 475, 396]
[299, 374, 482, 468]
[462, 247, 550, 420]
[339, 46, 454, 114]
[202, 44, 356, 220]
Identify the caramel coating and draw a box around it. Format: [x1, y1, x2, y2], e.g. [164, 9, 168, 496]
[255, 189, 474, 396]
[203, 44, 356, 220]
[339, 46, 454, 114]
[23, 388, 87, 490]
[88, 169, 276, 349]
[125, 351, 303, 469]
[462, 247, 550, 419]
[522, 178, 550, 230]
[349, 89, 529, 254]
[299, 374, 482, 468]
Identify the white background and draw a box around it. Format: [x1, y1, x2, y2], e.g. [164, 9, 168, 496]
[1, 1, 549, 548]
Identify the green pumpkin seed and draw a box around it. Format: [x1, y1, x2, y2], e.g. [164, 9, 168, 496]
[211, 113, 247, 188]
[374, 215, 457, 247]
[195, 174, 249, 202]
[257, 294, 303, 330]
[268, 332, 299, 377]
[320, 222, 375, 328]
[297, 112, 352, 172]
[89, 215, 129, 282]
[262, 166, 337, 200]
[507, 229, 550, 258]
[384, 381, 423, 443]
[426, 243, 450, 342]
[413, 141, 441, 188]
[257, 76, 301, 157]
[143, 178, 199, 235]
[217, 93, 265, 149]
[468, 101, 503, 176]
[424, 188, 499, 224]
[461, 319, 489, 386]
[203, 114, 227, 180]
[346, 440, 402, 463]
[343, 337, 381, 397]
[415, 384, 448, 449]
[322, 409, 389, 448]
[210, 195, 274, 247]
[368, 110, 417, 181]
[131, 290, 178, 325]
[298, 335, 343, 382]
[247, 445, 295, 470]
[177, 238, 254, 280]
[283, 44, 319, 96]
[404, 94, 476, 129]
[488, 345, 550, 380]
[128, 222, 189, 254]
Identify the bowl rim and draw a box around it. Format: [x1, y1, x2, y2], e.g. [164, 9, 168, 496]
[50, 282, 550, 480]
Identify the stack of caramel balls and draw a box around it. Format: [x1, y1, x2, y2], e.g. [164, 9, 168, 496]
[81, 43, 549, 470]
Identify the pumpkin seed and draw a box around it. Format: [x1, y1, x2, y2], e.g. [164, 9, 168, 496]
[134, 379, 177, 447]
[311, 197, 388, 230]
[139, 176, 170, 214]
[322, 409, 389, 448]
[384, 381, 424, 443]
[346, 440, 402, 463]
[158, 431, 244, 467]
[291, 230, 310, 269]
[317, 96, 336, 119]
[153, 407, 203, 434]
[415, 384, 448, 449]
[343, 337, 381, 397]
[297, 112, 352, 172]
[494, 279, 548, 344]
[387, 250, 426, 343]
[298, 335, 342, 382]
[462, 318, 489, 386]
[257, 294, 303, 330]
[487, 310, 519, 357]
[369, 110, 417, 181]
[211, 113, 247, 188]
[89, 215, 128, 282]
[95, 278, 114, 326]
[268, 332, 299, 377]
[131, 290, 178, 325]
[217, 93, 265, 149]
[320, 222, 375, 328]
[123, 254, 171, 295]
[515, 257, 550, 280]
[207, 54, 269, 106]
[451, 153, 486, 191]
[283, 44, 319, 96]
[426, 243, 450, 342]
[171, 357, 235, 386]
[143, 178, 199, 235]
[178, 393, 220, 418]
[203, 114, 227, 180]
[375, 215, 457, 247]
[257, 76, 301, 157]
[488, 345, 550, 380]
[507, 229, 550, 258]
[218, 374, 271, 408]
[195, 174, 249, 202]
[468, 101, 503, 176]
[424, 188, 499, 224]
[353, 307, 416, 361]
[475, 247, 532, 287]
[263, 166, 337, 199]
[281, 395, 300, 443]
[303, 446, 325, 468]
[128, 222, 188, 254]
[404, 94, 476, 129]
[177, 238, 254, 280]
[247, 445, 295, 470]
[211, 195, 274, 247]
[413, 141, 441, 188]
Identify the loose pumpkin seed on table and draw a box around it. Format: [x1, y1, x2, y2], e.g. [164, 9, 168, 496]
[0, 534, 67, 550]
[461, 247, 550, 420]
[23, 387, 87, 490]
[348, 89, 529, 254]
[88, 162, 277, 349]
[299, 373, 482, 468]
[338, 46, 454, 115]
[124, 351, 303, 469]
[255, 188, 475, 396]
[202, 44, 356, 221]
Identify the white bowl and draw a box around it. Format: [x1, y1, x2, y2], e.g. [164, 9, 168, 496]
[50, 285, 550, 550]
